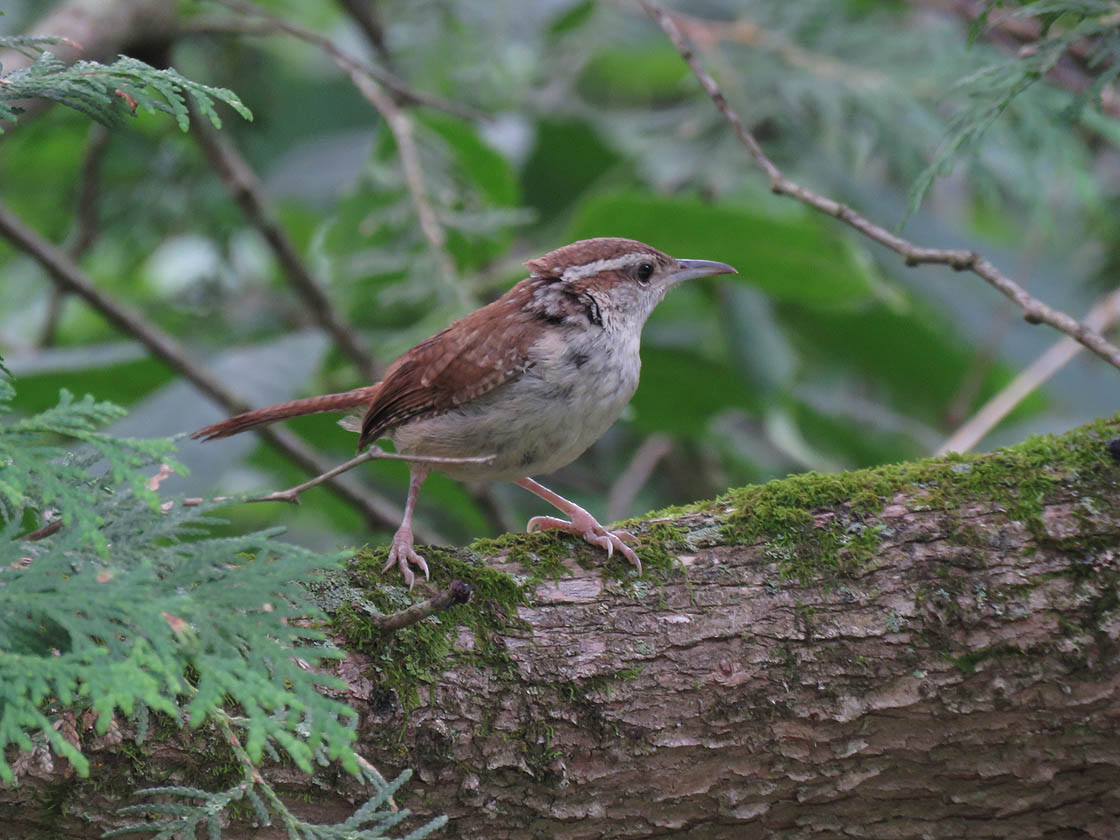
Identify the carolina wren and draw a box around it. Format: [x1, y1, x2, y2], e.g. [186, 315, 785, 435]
[193, 237, 736, 587]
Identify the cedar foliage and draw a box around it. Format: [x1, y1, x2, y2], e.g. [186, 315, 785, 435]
[0, 370, 445, 837]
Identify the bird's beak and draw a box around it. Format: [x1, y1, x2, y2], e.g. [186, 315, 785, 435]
[668, 258, 738, 287]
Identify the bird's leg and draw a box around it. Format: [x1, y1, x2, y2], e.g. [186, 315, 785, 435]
[383, 464, 431, 589]
[515, 477, 641, 573]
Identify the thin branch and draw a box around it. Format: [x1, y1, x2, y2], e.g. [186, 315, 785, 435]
[343, 66, 462, 295]
[217, 0, 467, 305]
[370, 579, 473, 633]
[938, 287, 1120, 455]
[17, 518, 62, 543]
[0, 200, 438, 541]
[640, 0, 1120, 374]
[210, 0, 485, 121]
[191, 115, 380, 381]
[68, 123, 110, 259]
[246, 448, 494, 506]
[334, 0, 394, 69]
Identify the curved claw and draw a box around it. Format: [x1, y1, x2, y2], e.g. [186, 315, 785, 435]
[524, 512, 642, 574]
[382, 534, 429, 591]
[527, 515, 566, 533]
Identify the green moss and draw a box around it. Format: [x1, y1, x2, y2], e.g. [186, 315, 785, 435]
[520, 718, 561, 782]
[952, 644, 1030, 675]
[702, 415, 1119, 584]
[331, 545, 539, 714]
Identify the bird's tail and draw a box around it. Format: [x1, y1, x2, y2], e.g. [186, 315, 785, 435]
[191, 384, 381, 441]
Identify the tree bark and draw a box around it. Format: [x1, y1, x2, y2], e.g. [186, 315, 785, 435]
[3, 419, 1120, 839]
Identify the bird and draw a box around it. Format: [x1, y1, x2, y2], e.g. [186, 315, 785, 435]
[192, 237, 737, 587]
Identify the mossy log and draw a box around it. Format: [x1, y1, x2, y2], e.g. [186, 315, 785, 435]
[5, 419, 1120, 839]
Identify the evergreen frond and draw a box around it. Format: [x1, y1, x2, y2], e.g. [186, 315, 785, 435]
[0, 383, 385, 827]
[0, 52, 252, 132]
[906, 0, 1120, 216]
[108, 767, 447, 840]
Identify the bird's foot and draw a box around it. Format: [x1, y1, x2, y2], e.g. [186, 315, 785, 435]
[381, 526, 429, 590]
[527, 509, 642, 574]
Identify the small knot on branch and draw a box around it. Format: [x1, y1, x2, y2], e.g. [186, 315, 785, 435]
[1107, 438, 1120, 464]
[949, 251, 979, 271]
[448, 579, 473, 606]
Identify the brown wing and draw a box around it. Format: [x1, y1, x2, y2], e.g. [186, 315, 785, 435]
[357, 274, 601, 450]
[357, 282, 533, 449]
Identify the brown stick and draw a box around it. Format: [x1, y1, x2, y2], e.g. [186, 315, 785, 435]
[640, 0, 1120, 374]
[246, 449, 494, 506]
[38, 124, 111, 347]
[371, 579, 473, 633]
[938, 286, 1120, 455]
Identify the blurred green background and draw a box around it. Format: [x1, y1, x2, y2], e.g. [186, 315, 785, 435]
[2, 0, 1117, 552]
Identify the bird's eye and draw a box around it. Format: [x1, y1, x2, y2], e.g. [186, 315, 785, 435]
[635, 262, 654, 284]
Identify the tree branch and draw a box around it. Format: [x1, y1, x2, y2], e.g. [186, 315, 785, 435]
[938, 286, 1120, 455]
[6, 417, 1120, 837]
[334, 0, 394, 70]
[39, 123, 111, 348]
[191, 116, 380, 381]
[0, 201, 437, 541]
[640, 0, 1120, 374]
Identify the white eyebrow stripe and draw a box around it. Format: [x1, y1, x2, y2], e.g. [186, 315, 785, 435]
[560, 252, 648, 284]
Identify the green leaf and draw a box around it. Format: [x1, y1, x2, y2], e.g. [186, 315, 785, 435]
[780, 297, 1047, 425]
[522, 118, 626, 222]
[630, 346, 762, 435]
[421, 112, 518, 206]
[577, 46, 692, 106]
[547, 0, 596, 39]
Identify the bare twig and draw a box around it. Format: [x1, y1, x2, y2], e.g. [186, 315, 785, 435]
[607, 434, 673, 523]
[191, 116, 379, 381]
[212, 0, 484, 121]
[344, 66, 462, 297]
[217, 0, 466, 304]
[0, 200, 437, 541]
[17, 518, 62, 543]
[941, 305, 1014, 428]
[371, 579, 473, 632]
[69, 124, 110, 259]
[640, 0, 1120, 374]
[334, 0, 393, 69]
[247, 449, 494, 506]
[938, 288, 1120, 455]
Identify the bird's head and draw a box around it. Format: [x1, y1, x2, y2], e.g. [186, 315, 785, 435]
[526, 237, 737, 327]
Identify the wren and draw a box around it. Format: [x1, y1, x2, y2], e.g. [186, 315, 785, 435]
[193, 237, 737, 586]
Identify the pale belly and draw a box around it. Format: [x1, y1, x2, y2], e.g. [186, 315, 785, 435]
[390, 343, 640, 481]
